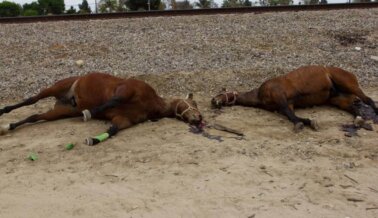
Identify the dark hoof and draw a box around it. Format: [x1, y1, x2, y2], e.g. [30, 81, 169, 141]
[294, 122, 304, 133]
[0, 107, 10, 116]
[361, 123, 373, 131]
[310, 120, 319, 131]
[344, 132, 357, 137]
[353, 116, 364, 128]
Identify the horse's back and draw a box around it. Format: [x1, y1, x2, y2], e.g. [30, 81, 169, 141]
[284, 66, 334, 95]
[258, 66, 335, 108]
[259, 66, 331, 96]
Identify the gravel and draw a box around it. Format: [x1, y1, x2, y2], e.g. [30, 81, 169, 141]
[0, 8, 377, 100]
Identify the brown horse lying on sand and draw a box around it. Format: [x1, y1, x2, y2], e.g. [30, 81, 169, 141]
[0, 72, 203, 145]
[211, 65, 378, 132]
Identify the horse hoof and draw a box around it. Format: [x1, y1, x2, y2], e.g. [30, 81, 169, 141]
[353, 116, 364, 127]
[85, 137, 94, 146]
[361, 123, 373, 131]
[310, 120, 319, 131]
[82, 110, 92, 122]
[0, 124, 10, 135]
[294, 122, 304, 133]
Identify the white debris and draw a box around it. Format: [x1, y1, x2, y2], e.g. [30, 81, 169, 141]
[371, 56, 378, 61]
[75, 60, 84, 67]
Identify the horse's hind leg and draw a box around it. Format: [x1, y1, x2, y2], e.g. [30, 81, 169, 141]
[0, 77, 78, 117]
[328, 94, 361, 117]
[85, 115, 132, 146]
[329, 94, 374, 130]
[280, 104, 318, 132]
[81, 84, 132, 121]
[82, 97, 123, 121]
[342, 86, 378, 114]
[0, 103, 80, 135]
[329, 70, 378, 113]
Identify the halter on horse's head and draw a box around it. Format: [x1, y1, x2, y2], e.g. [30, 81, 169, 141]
[174, 93, 203, 128]
[211, 88, 239, 109]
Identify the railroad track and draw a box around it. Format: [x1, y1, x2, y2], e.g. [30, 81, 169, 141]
[0, 2, 377, 24]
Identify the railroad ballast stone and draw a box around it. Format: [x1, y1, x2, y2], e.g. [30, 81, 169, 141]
[0, 8, 377, 100]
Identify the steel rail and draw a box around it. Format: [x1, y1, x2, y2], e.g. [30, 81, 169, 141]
[0, 2, 377, 24]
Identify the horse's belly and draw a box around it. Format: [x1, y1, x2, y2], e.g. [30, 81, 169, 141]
[101, 104, 150, 123]
[294, 91, 330, 108]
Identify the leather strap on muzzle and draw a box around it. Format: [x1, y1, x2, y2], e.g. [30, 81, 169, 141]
[217, 91, 238, 105]
[175, 100, 199, 119]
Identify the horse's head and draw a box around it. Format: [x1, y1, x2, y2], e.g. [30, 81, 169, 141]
[211, 88, 239, 109]
[174, 93, 203, 128]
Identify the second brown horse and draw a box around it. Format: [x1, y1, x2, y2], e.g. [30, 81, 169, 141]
[0, 72, 203, 145]
[211, 66, 378, 132]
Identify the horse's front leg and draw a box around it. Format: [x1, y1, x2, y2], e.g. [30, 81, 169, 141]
[85, 116, 132, 146]
[279, 104, 318, 132]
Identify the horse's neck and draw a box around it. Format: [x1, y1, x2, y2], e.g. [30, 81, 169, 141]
[237, 89, 261, 106]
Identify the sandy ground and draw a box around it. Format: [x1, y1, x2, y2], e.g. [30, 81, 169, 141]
[0, 86, 378, 218]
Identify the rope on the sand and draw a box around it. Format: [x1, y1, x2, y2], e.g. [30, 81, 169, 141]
[206, 123, 245, 136]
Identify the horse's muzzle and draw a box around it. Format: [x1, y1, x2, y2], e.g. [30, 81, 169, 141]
[211, 98, 222, 109]
[190, 120, 205, 132]
[189, 114, 203, 128]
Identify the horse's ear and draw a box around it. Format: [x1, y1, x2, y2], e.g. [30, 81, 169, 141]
[221, 87, 227, 92]
[186, 93, 194, 100]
